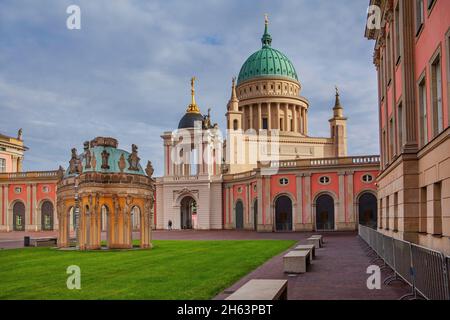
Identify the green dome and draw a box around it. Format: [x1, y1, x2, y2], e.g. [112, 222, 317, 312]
[237, 22, 299, 85]
[64, 137, 145, 177]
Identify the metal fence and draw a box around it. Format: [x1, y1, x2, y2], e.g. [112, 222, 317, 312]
[358, 224, 450, 300]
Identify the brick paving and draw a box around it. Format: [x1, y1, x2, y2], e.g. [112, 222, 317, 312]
[0, 230, 410, 299]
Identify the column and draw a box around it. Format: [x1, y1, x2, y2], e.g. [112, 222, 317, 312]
[229, 186, 234, 228]
[304, 173, 312, 227]
[26, 184, 31, 230]
[267, 103, 272, 130]
[249, 105, 253, 130]
[347, 171, 354, 225]
[277, 103, 281, 129]
[338, 172, 346, 229]
[284, 104, 289, 132]
[296, 175, 303, 225]
[32, 183, 37, 231]
[257, 177, 263, 231]
[293, 106, 298, 133]
[258, 103, 262, 131]
[305, 109, 309, 134]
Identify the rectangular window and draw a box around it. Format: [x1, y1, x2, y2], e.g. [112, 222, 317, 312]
[383, 130, 388, 166]
[380, 56, 385, 99]
[387, 33, 392, 84]
[432, 182, 442, 235]
[415, 0, 424, 36]
[419, 77, 428, 146]
[0, 158, 6, 173]
[395, 4, 401, 63]
[398, 103, 403, 153]
[393, 192, 398, 231]
[427, 0, 436, 11]
[420, 187, 427, 233]
[431, 54, 443, 137]
[389, 118, 395, 159]
[385, 195, 390, 230]
[262, 118, 268, 130]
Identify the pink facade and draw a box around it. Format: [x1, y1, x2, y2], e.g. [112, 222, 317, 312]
[223, 157, 379, 232]
[0, 172, 58, 232]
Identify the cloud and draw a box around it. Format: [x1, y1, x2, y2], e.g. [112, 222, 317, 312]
[0, 0, 379, 176]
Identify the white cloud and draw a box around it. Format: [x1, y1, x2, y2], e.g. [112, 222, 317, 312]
[0, 0, 379, 175]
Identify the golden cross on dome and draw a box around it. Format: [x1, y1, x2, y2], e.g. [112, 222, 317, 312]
[187, 76, 200, 113]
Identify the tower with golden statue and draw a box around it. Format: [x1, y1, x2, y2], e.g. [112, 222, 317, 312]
[56, 137, 155, 250]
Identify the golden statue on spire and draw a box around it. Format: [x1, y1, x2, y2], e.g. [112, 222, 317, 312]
[187, 76, 200, 114]
[264, 13, 269, 25]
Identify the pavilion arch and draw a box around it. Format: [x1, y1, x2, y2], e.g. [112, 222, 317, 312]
[234, 198, 244, 230]
[355, 190, 378, 230]
[9, 200, 26, 232]
[38, 199, 55, 231]
[313, 191, 338, 231]
[273, 193, 296, 232]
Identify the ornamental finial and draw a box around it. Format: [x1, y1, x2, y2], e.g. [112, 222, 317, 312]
[187, 76, 200, 114]
[261, 14, 272, 47]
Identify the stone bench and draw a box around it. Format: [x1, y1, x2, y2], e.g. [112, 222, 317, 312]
[306, 237, 322, 248]
[311, 235, 324, 246]
[226, 279, 288, 300]
[29, 237, 57, 247]
[283, 250, 310, 274]
[293, 244, 315, 261]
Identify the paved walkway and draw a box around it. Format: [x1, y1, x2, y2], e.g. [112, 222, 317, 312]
[0, 230, 410, 300]
[213, 232, 410, 300]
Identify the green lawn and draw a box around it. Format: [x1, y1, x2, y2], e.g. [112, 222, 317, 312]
[0, 240, 295, 300]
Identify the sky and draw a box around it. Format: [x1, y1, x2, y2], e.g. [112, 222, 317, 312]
[0, 0, 379, 176]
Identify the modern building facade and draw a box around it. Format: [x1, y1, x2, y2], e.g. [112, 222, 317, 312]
[365, 0, 450, 254]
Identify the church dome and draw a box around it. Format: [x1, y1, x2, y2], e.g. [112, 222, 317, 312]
[178, 112, 204, 129]
[178, 77, 205, 129]
[237, 19, 299, 85]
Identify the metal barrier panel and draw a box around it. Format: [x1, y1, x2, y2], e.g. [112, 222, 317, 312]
[376, 231, 384, 258]
[393, 239, 413, 286]
[382, 235, 394, 268]
[369, 228, 375, 249]
[447, 257, 450, 297]
[411, 245, 449, 300]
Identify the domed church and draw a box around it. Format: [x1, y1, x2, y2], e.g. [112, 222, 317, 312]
[155, 17, 380, 232]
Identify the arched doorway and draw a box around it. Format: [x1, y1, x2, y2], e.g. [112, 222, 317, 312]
[253, 199, 258, 231]
[235, 200, 244, 230]
[358, 193, 378, 229]
[41, 201, 54, 231]
[316, 194, 335, 231]
[101, 205, 108, 232]
[69, 207, 76, 233]
[130, 206, 141, 246]
[275, 196, 293, 232]
[131, 206, 140, 231]
[180, 197, 196, 229]
[13, 202, 25, 231]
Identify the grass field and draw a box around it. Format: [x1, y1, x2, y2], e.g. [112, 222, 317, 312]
[0, 240, 295, 300]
